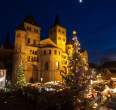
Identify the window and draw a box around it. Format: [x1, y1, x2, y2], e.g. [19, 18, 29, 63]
[30, 50, 32, 54]
[56, 62, 60, 70]
[58, 29, 61, 33]
[45, 62, 49, 71]
[27, 26, 31, 31]
[35, 51, 37, 55]
[33, 40, 36, 45]
[27, 38, 30, 44]
[34, 57, 37, 62]
[32, 50, 35, 54]
[28, 56, 31, 61]
[62, 31, 65, 34]
[64, 61, 67, 65]
[37, 57, 39, 62]
[49, 50, 51, 54]
[63, 38, 65, 41]
[31, 57, 34, 62]
[54, 50, 57, 54]
[44, 50, 46, 55]
[34, 29, 38, 33]
[59, 51, 60, 55]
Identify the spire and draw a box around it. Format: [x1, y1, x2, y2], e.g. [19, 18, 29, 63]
[54, 15, 61, 26]
[4, 32, 11, 49]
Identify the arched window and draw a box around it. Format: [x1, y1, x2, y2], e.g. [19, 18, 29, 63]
[49, 50, 51, 54]
[56, 61, 60, 70]
[44, 50, 46, 55]
[27, 38, 30, 44]
[45, 62, 49, 71]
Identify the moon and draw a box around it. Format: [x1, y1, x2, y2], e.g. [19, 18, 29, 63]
[79, 0, 83, 3]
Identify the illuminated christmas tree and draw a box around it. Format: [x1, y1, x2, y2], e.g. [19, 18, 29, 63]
[61, 30, 94, 109]
[15, 61, 26, 89]
[62, 30, 89, 90]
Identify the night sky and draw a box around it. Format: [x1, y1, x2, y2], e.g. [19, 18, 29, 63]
[0, 0, 116, 63]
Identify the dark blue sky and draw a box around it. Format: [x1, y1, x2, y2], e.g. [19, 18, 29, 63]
[0, 0, 116, 63]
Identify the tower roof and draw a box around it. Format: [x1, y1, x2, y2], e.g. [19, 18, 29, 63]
[16, 15, 39, 31]
[54, 15, 61, 26]
[16, 22, 25, 31]
[24, 15, 39, 26]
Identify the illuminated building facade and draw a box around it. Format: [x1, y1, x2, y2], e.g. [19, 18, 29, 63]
[0, 16, 88, 83]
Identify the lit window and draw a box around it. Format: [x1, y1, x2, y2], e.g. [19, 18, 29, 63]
[56, 62, 60, 70]
[49, 50, 51, 54]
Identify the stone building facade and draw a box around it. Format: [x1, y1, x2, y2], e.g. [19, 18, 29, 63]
[11, 16, 88, 83]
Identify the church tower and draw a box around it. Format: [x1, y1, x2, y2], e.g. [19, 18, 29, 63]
[13, 16, 40, 82]
[48, 16, 66, 52]
[15, 15, 40, 49]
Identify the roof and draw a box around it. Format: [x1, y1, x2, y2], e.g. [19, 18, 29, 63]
[24, 15, 39, 26]
[54, 15, 61, 26]
[16, 15, 39, 31]
[40, 38, 59, 48]
[49, 15, 66, 28]
[16, 22, 25, 31]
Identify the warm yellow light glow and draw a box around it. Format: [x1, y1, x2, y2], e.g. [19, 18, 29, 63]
[73, 30, 77, 35]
